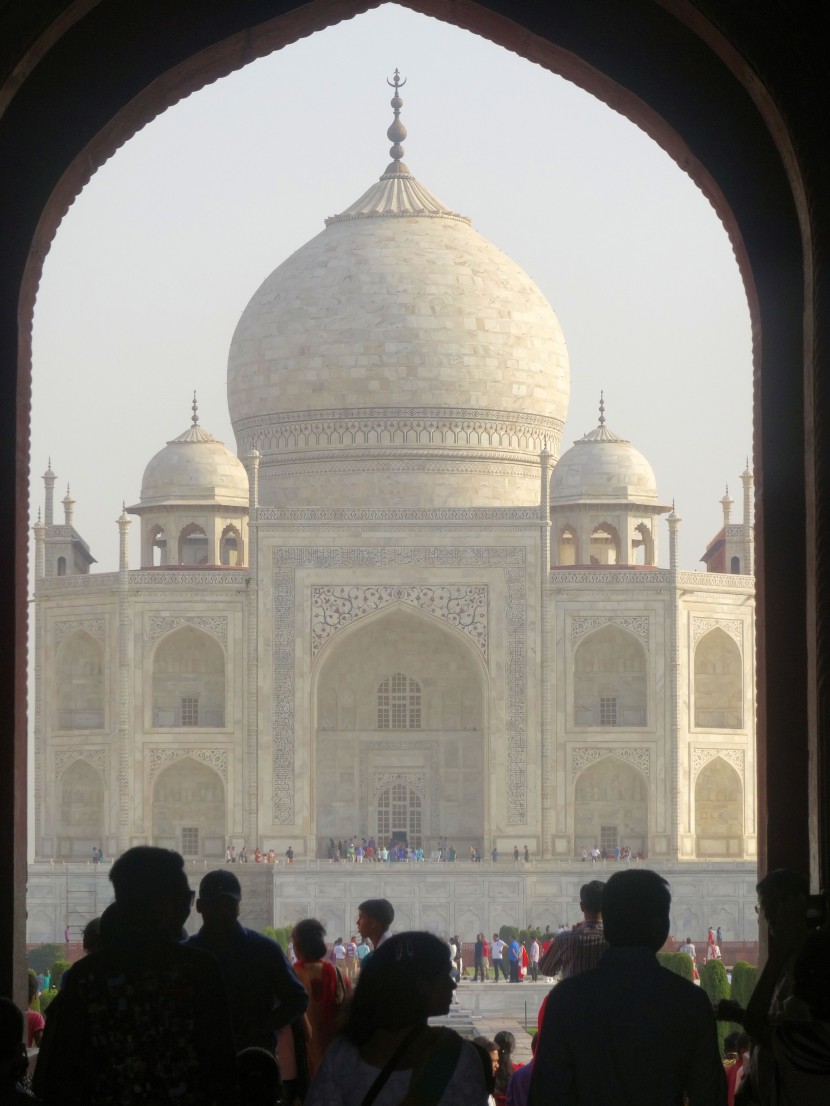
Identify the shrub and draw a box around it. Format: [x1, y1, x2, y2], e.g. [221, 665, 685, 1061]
[499, 925, 518, 941]
[27, 944, 64, 974]
[730, 961, 758, 1011]
[699, 959, 731, 1054]
[39, 988, 59, 1014]
[49, 959, 72, 987]
[263, 925, 293, 953]
[657, 951, 695, 981]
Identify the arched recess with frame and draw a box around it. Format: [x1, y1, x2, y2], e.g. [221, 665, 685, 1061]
[694, 627, 743, 730]
[3, 0, 826, 999]
[311, 602, 488, 856]
[573, 754, 649, 857]
[151, 755, 226, 859]
[56, 758, 105, 859]
[151, 625, 226, 730]
[573, 623, 648, 728]
[694, 755, 744, 858]
[55, 629, 105, 732]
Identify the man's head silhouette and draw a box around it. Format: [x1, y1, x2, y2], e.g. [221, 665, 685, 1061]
[601, 869, 671, 952]
[109, 846, 193, 937]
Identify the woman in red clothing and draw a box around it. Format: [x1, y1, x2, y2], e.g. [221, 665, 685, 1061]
[291, 918, 347, 1079]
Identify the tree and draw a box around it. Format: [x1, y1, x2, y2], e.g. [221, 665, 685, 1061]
[27, 944, 64, 974]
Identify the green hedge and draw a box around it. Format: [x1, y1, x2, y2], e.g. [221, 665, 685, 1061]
[498, 926, 543, 945]
[699, 960, 731, 1054]
[730, 961, 758, 1011]
[39, 988, 59, 1014]
[656, 951, 695, 981]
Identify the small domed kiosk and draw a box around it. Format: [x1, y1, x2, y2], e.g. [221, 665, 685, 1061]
[128, 395, 248, 567]
[550, 395, 670, 565]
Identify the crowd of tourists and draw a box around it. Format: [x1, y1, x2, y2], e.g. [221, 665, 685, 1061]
[4, 849, 829, 1105]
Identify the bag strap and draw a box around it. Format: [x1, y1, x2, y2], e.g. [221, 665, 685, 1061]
[360, 1025, 424, 1106]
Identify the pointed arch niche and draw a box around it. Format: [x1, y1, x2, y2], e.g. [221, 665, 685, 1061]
[57, 759, 104, 857]
[695, 756, 744, 857]
[589, 522, 621, 565]
[56, 630, 105, 731]
[313, 605, 486, 855]
[573, 755, 648, 856]
[573, 624, 647, 727]
[151, 625, 225, 729]
[694, 627, 743, 729]
[151, 756, 226, 858]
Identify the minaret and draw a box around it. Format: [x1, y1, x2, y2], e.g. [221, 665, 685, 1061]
[43, 460, 56, 528]
[243, 449, 261, 846]
[720, 485, 733, 528]
[62, 485, 75, 526]
[667, 501, 682, 858]
[539, 442, 553, 857]
[741, 460, 754, 575]
[116, 504, 132, 854]
[668, 501, 681, 572]
[33, 510, 45, 581]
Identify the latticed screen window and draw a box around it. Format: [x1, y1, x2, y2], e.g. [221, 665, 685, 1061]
[180, 696, 199, 726]
[600, 825, 618, 853]
[181, 827, 199, 856]
[599, 697, 618, 726]
[377, 784, 423, 847]
[377, 673, 421, 729]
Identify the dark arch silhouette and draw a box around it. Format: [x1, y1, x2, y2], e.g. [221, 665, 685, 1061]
[2, 1, 828, 1003]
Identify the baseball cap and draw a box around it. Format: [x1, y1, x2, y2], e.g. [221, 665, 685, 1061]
[198, 870, 242, 903]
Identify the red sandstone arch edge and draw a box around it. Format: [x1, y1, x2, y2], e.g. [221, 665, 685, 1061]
[1, 0, 821, 1006]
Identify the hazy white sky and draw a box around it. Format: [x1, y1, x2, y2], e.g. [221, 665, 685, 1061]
[30, 2, 752, 573]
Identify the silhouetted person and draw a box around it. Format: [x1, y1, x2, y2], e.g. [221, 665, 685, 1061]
[529, 869, 726, 1105]
[0, 998, 34, 1104]
[355, 897, 394, 951]
[237, 1047, 283, 1106]
[538, 880, 607, 979]
[185, 869, 307, 1052]
[34, 846, 237, 1105]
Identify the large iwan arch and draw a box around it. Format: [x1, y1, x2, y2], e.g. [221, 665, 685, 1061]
[312, 604, 486, 855]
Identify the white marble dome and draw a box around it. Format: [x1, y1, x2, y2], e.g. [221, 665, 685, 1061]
[551, 417, 660, 505]
[227, 130, 570, 508]
[139, 417, 249, 507]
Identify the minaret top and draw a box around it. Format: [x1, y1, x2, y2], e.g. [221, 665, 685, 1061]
[191, 390, 199, 427]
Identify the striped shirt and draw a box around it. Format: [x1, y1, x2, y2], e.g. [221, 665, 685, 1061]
[538, 920, 607, 979]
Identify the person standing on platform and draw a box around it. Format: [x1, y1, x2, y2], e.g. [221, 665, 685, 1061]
[491, 934, 508, 981]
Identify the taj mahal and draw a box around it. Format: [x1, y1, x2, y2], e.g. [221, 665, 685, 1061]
[28, 78, 758, 941]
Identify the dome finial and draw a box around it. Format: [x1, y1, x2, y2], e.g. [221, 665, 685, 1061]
[192, 390, 199, 427]
[598, 391, 606, 428]
[386, 69, 408, 168]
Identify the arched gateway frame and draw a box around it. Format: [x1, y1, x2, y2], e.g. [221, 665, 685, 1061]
[4, 0, 826, 999]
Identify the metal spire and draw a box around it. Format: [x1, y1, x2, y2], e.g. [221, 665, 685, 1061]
[191, 390, 199, 427]
[386, 69, 408, 167]
[598, 391, 606, 428]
